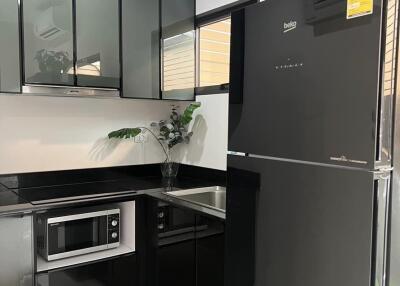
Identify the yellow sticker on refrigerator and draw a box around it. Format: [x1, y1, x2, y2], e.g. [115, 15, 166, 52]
[347, 0, 373, 19]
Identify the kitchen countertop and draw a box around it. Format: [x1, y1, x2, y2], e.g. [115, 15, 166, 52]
[0, 175, 225, 218]
[0, 191, 33, 215]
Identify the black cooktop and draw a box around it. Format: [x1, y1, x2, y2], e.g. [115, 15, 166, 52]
[14, 177, 162, 205]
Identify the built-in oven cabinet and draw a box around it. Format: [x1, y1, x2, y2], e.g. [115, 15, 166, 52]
[195, 214, 225, 286]
[156, 203, 196, 286]
[148, 199, 225, 286]
[0, 213, 34, 286]
[35, 253, 137, 286]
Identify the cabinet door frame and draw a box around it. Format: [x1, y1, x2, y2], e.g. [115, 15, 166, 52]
[0, 0, 23, 93]
[20, 0, 121, 92]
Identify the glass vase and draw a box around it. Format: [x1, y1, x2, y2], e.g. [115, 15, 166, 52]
[160, 148, 180, 179]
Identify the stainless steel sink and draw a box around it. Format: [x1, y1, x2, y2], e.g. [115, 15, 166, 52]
[166, 186, 226, 212]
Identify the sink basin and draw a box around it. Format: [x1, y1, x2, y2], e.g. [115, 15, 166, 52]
[166, 186, 226, 212]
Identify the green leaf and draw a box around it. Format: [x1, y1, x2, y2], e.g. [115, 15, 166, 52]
[108, 128, 142, 139]
[180, 102, 201, 126]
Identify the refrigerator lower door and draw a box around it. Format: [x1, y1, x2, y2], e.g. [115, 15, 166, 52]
[226, 155, 390, 286]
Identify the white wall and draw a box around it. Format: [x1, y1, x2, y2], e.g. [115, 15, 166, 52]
[0, 95, 176, 174]
[180, 94, 229, 171]
[196, 0, 238, 15]
[0, 93, 228, 174]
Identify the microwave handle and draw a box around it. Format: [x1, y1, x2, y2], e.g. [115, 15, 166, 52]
[47, 210, 118, 224]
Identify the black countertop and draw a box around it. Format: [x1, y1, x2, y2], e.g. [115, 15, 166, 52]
[15, 177, 159, 205]
[0, 190, 33, 215]
[0, 164, 226, 217]
[0, 190, 29, 206]
[0, 178, 225, 219]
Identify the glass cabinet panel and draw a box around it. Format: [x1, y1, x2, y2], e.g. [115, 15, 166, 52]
[161, 0, 195, 100]
[0, 0, 21, 93]
[0, 214, 33, 286]
[76, 0, 120, 88]
[23, 0, 74, 86]
[121, 0, 159, 99]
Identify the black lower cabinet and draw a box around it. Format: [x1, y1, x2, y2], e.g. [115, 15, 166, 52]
[156, 201, 196, 286]
[36, 254, 137, 286]
[113, 254, 139, 285]
[196, 215, 225, 286]
[158, 241, 196, 286]
[147, 198, 225, 286]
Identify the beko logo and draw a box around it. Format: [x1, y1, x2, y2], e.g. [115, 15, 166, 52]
[283, 21, 297, 33]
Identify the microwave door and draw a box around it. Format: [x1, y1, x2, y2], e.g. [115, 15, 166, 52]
[47, 215, 108, 261]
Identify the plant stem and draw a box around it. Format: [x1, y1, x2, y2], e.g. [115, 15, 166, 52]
[138, 127, 169, 162]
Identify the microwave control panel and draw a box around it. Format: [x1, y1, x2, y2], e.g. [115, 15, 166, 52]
[108, 213, 120, 244]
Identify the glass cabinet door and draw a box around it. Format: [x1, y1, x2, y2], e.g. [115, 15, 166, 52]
[0, 214, 33, 286]
[121, 0, 160, 99]
[0, 0, 21, 92]
[23, 0, 74, 86]
[161, 0, 195, 100]
[76, 0, 120, 89]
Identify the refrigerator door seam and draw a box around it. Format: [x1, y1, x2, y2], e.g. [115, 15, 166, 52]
[244, 153, 379, 172]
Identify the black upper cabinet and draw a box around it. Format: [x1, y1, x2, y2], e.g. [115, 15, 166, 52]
[0, 0, 21, 93]
[23, 0, 75, 86]
[121, 0, 160, 99]
[19, 0, 196, 99]
[76, 0, 120, 89]
[22, 0, 120, 89]
[161, 0, 196, 101]
[122, 0, 195, 100]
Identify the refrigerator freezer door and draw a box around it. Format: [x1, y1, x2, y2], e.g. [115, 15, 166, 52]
[229, 0, 385, 169]
[226, 155, 387, 286]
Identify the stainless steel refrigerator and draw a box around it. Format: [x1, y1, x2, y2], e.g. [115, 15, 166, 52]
[226, 1, 399, 286]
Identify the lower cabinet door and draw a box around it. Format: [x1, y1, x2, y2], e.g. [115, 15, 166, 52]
[36, 254, 137, 286]
[196, 215, 225, 286]
[158, 241, 196, 286]
[113, 254, 138, 285]
[0, 214, 33, 286]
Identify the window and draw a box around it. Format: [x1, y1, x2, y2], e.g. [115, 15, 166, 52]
[197, 17, 231, 88]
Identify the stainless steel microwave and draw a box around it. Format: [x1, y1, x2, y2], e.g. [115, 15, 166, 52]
[37, 206, 120, 261]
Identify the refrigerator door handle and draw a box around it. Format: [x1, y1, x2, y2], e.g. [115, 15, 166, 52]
[373, 175, 391, 286]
